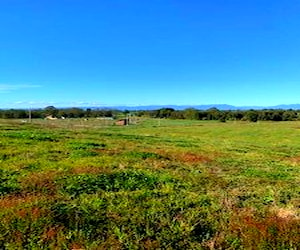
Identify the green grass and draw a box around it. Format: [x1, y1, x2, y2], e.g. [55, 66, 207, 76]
[1, 118, 300, 249]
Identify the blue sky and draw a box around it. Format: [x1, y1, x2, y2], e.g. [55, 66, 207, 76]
[1, 0, 300, 108]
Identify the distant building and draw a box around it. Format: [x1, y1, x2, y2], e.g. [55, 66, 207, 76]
[45, 115, 58, 120]
[115, 119, 128, 126]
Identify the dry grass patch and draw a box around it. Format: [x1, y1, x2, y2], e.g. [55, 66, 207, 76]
[41, 225, 65, 245]
[273, 207, 299, 219]
[179, 152, 212, 163]
[170, 152, 213, 164]
[226, 207, 300, 248]
[92, 148, 122, 155]
[154, 149, 214, 164]
[20, 170, 61, 194]
[286, 156, 300, 166]
[0, 194, 42, 210]
[71, 165, 111, 175]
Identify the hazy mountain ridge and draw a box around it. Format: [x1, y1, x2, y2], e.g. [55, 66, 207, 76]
[89, 104, 300, 111]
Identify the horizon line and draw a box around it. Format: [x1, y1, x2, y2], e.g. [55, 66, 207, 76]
[2, 103, 300, 110]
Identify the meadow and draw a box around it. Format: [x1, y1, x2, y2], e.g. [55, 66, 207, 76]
[0, 118, 300, 249]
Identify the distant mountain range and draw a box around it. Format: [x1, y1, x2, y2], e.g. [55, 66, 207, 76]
[89, 104, 300, 111]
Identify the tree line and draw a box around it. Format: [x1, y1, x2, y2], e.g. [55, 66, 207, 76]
[0, 106, 115, 119]
[0, 106, 300, 122]
[137, 108, 300, 122]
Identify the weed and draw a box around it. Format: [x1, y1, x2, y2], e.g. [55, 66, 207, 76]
[0, 169, 20, 195]
[57, 170, 175, 197]
[123, 151, 164, 160]
[68, 141, 106, 150]
[3, 131, 58, 142]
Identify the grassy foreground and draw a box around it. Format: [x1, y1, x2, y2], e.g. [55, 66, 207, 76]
[0, 118, 300, 249]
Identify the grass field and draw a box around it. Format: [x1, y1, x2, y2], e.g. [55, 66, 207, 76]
[0, 118, 300, 249]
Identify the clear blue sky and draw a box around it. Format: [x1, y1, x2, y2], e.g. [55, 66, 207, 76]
[1, 0, 300, 108]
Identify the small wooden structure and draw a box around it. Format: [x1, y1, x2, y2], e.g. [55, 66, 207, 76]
[115, 119, 128, 126]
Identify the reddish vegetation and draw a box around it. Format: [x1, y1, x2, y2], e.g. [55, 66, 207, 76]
[15, 206, 45, 220]
[70, 243, 85, 250]
[287, 156, 300, 165]
[177, 152, 212, 163]
[142, 238, 160, 249]
[0, 194, 41, 209]
[227, 208, 300, 248]
[154, 149, 215, 165]
[42, 226, 64, 242]
[97, 236, 122, 250]
[20, 171, 59, 194]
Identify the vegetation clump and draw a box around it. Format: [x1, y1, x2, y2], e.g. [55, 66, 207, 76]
[57, 170, 174, 197]
[0, 169, 20, 195]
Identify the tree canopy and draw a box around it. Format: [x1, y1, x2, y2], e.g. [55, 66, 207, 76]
[1, 106, 300, 122]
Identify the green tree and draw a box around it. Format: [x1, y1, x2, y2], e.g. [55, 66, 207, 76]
[282, 110, 297, 121]
[270, 110, 283, 121]
[86, 108, 92, 117]
[207, 108, 221, 120]
[245, 110, 258, 122]
[183, 108, 199, 120]
[44, 106, 58, 117]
